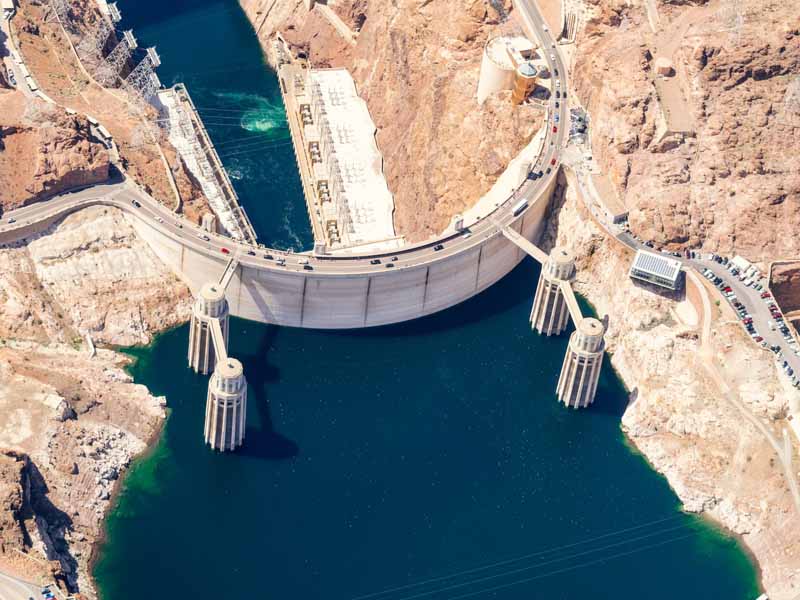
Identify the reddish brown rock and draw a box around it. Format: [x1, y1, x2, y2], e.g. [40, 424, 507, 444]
[240, 0, 544, 241]
[0, 94, 110, 211]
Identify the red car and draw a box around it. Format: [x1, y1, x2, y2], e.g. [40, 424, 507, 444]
[552, 126, 558, 133]
[550, 158, 557, 166]
[761, 292, 771, 299]
[221, 247, 230, 255]
[754, 336, 763, 342]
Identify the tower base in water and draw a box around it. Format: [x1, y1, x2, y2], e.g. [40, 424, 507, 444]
[188, 282, 230, 375]
[530, 247, 574, 336]
[205, 358, 247, 451]
[557, 317, 605, 409]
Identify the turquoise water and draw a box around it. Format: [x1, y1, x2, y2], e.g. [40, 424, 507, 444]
[93, 1, 761, 599]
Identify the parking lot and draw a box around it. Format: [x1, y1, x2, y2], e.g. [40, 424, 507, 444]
[694, 254, 800, 389]
[615, 228, 800, 390]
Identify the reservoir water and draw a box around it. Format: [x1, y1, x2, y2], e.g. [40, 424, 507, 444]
[94, 1, 760, 598]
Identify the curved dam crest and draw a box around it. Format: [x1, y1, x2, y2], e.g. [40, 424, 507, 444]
[78, 1, 761, 599]
[130, 175, 554, 328]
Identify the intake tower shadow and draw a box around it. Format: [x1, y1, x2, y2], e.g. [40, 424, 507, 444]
[238, 324, 298, 460]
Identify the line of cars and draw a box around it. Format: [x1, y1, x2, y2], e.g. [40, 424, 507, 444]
[707, 253, 766, 291]
[702, 267, 763, 341]
[702, 265, 800, 389]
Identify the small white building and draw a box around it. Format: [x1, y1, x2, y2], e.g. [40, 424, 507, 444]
[629, 249, 683, 290]
[731, 255, 752, 273]
[2, 0, 16, 20]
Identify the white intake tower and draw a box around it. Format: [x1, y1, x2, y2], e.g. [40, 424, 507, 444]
[556, 317, 605, 409]
[530, 246, 574, 336]
[187, 282, 230, 374]
[204, 358, 248, 451]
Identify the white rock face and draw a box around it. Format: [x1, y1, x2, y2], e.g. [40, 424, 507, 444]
[2, 206, 191, 346]
[0, 206, 188, 595]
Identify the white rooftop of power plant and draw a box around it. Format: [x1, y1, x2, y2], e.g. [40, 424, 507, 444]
[629, 249, 682, 289]
[309, 69, 397, 249]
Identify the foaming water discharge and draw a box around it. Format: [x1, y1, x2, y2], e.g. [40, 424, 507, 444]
[213, 91, 289, 134]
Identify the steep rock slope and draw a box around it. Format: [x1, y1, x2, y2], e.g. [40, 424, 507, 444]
[0, 206, 191, 346]
[546, 176, 800, 599]
[0, 92, 110, 211]
[0, 206, 191, 595]
[572, 0, 800, 261]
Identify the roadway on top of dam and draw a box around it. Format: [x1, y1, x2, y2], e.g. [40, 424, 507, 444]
[0, 0, 567, 279]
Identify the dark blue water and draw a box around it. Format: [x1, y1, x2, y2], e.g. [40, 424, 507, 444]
[93, 2, 761, 599]
[123, 0, 313, 249]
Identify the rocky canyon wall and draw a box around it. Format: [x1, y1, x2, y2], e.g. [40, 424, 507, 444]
[240, 0, 544, 241]
[571, 0, 800, 261]
[545, 174, 800, 599]
[0, 91, 110, 211]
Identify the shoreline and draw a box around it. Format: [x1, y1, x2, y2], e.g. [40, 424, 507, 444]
[86, 381, 172, 600]
[564, 270, 766, 595]
[86, 324, 187, 599]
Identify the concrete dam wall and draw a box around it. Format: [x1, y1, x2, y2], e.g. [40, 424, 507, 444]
[132, 175, 555, 329]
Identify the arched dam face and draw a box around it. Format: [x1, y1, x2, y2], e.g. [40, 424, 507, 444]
[114, 0, 556, 330]
[132, 185, 553, 328]
[91, 2, 760, 600]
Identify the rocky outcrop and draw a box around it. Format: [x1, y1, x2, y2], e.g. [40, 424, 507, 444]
[771, 262, 800, 331]
[572, 0, 800, 261]
[0, 204, 188, 595]
[0, 93, 110, 211]
[11, 0, 212, 224]
[0, 452, 29, 555]
[0, 339, 167, 595]
[0, 205, 192, 346]
[240, 0, 544, 241]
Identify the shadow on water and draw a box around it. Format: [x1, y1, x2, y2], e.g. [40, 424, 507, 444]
[330, 258, 545, 340]
[238, 325, 299, 460]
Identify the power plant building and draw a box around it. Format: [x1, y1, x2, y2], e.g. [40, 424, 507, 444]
[303, 68, 399, 251]
[477, 36, 539, 105]
[629, 250, 683, 290]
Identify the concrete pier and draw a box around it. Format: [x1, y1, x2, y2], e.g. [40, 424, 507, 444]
[204, 358, 248, 451]
[556, 317, 605, 408]
[530, 246, 574, 335]
[187, 282, 230, 374]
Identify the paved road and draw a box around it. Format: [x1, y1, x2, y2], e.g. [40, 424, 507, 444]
[569, 160, 800, 516]
[602, 207, 800, 382]
[0, 570, 40, 600]
[0, 0, 567, 281]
